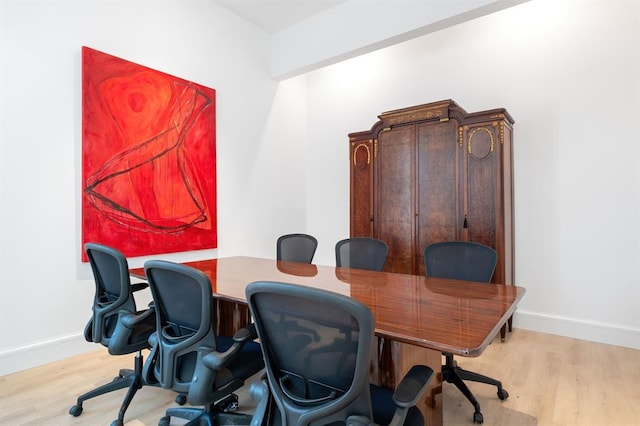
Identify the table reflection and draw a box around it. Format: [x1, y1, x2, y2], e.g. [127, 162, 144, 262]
[276, 260, 318, 277]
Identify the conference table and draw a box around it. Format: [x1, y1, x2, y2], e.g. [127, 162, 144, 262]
[130, 256, 525, 425]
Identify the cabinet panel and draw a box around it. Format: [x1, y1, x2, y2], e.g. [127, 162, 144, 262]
[376, 126, 414, 274]
[466, 124, 498, 249]
[463, 122, 514, 285]
[350, 138, 374, 237]
[416, 121, 459, 276]
[502, 124, 514, 285]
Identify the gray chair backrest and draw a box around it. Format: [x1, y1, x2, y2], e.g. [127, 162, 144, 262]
[277, 233, 318, 263]
[85, 243, 138, 346]
[143, 260, 217, 393]
[335, 237, 388, 271]
[424, 241, 497, 283]
[246, 281, 375, 425]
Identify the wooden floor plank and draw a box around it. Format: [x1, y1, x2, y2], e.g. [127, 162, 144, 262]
[1, 328, 638, 425]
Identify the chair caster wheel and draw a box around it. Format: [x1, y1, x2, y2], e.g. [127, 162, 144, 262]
[497, 389, 509, 400]
[473, 411, 484, 424]
[159, 416, 170, 426]
[69, 404, 83, 417]
[175, 394, 187, 405]
[216, 393, 239, 412]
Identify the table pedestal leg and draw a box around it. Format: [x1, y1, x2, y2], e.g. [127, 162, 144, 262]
[215, 299, 250, 336]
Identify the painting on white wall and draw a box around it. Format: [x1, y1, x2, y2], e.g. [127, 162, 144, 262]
[81, 46, 217, 261]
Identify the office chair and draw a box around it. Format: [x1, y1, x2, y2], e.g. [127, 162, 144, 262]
[424, 241, 509, 424]
[246, 281, 434, 426]
[142, 260, 264, 426]
[276, 233, 318, 263]
[69, 243, 156, 426]
[335, 237, 388, 271]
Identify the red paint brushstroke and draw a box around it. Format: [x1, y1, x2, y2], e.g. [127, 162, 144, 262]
[82, 46, 217, 260]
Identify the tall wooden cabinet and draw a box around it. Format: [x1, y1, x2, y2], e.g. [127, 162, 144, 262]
[349, 100, 514, 286]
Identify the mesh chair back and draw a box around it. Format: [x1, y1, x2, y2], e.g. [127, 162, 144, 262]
[277, 233, 318, 263]
[246, 281, 375, 425]
[85, 243, 138, 345]
[424, 241, 497, 283]
[335, 237, 388, 271]
[144, 260, 217, 392]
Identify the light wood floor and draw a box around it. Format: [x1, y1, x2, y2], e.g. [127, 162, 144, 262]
[1, 328, 639, 425]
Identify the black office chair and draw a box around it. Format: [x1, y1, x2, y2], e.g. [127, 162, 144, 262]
[142, 260, 264, 426]
[69, 243, 156, 426]
[246, 281, 433, 426]
[335, 237, 388, 271]
[424, 241, 509, 424]
[276, 233, 318, 263]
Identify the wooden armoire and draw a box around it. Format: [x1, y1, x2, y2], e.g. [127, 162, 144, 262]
[349, 99, 514, 287]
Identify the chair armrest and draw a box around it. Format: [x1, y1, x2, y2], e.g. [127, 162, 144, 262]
[148, 330, 159, 348]
[392, 365, 434, 407]
[249, 375, 270, 426]
[83, 318, 93, 343]
[120, 306, 155, 329]
[108, 306, 156, 355]
[233, 323, 258, 342]
[346, 416, 372, 426]
[141, 331, 160, 386]
[386, 365, 434, 426]
[187, 324, 259, 406]
[131, 281, 149, 292]
[202, 324, 258, 371]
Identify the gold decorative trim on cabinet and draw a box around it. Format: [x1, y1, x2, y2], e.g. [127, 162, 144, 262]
[382, 108, 444, 126]
[458, 126, 464, 147]
[353, 143, 371, 166]
[467, 127, 494, 158]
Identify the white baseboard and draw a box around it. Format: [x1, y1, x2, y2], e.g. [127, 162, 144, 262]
[0, 333, 94, 376]
[513, 310, 640, 350]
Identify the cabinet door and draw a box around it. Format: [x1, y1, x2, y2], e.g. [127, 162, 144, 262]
[349, 138, 375, 237]
[463, 122, 506, 283]
[375, 126, 415, 274]
[415, 120, 460, 276]
[462, 119, 515, 337]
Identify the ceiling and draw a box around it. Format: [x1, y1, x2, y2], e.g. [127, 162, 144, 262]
[213, 0, 347, 33]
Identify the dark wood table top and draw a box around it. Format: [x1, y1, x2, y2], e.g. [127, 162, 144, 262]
[130, 256, 525, 357]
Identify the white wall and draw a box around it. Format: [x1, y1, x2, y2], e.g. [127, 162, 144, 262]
[0, 0, 306, 375]
[303, 0, 640, 348]
[1, 0, 639, 376]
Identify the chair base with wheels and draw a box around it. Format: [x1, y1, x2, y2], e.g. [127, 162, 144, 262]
[437, 354, 509, 424]
[69, 351, 145, 426]
[159, 394, 251, 426]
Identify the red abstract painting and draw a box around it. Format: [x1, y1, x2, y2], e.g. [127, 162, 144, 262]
[82, 46, 217, 261]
